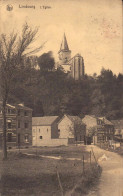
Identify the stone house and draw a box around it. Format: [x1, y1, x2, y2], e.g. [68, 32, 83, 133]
[58, 114, 86, 144]
[82, 115, 114, 144]
[0, 103, 32, 148]
[32, 116, 68, 146]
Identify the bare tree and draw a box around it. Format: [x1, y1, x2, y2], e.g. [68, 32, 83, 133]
[0, 23, 43, 160]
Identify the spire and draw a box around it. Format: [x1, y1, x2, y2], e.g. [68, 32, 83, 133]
[60, 33, 69, 51]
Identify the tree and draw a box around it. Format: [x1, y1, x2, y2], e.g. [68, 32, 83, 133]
[0, 23, 42, 159]
[90, 88, 106, 117]
[38, 51, 55, 73]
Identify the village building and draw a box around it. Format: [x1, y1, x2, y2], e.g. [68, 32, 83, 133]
[58, 114, 86, 144]
[82, 115, 114, 144]
[111, 120, 123, 139]
[32, 116, 68, 146]
[56, 33, 85, 80]
[0, 103, 32, 148]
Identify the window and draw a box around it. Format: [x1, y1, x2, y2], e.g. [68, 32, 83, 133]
[18, 133, 20, 145]
[39, 129, 40, 132]
[33, 129, 35, 133]
[8, 133, 12, 142]
[8, 122, 11, 129]
[24, 111, 28, 116]
[25, 134, 29, 143]
[39, 136, 43, 139]
[18, 110, 20, 116]
[25, 122, 28, 129]
[58, 129, 60, 136]
[47, 128, 48, 132]
[18, 121, 20, 128]
[8, 109, 11, 114]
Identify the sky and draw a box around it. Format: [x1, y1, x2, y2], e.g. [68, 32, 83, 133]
[0, 0, 122, 75]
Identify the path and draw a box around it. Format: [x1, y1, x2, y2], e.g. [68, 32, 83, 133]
[87, 145, 123, 196]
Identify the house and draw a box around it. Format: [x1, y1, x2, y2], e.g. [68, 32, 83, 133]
[58, 114, 86, 144]
[32, 116, 68, 146]
[111, 120, 123, 139]
[82, 115, 114, 144]
[0, 103, 32, 148]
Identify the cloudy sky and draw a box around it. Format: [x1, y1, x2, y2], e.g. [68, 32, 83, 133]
[0, 0, 122, 75]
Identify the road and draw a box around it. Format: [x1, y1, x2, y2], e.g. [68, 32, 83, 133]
[87, 145, 123, 196]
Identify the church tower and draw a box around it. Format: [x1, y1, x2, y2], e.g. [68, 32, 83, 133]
[58, 33, 71, 64]
[57, 33, 85, 80]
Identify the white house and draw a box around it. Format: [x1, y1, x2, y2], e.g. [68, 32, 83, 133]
[58, 114, 86, 144]
[32, 116, 68, 146]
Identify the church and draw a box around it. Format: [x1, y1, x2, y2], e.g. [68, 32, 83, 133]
[57, 33, 85, 80]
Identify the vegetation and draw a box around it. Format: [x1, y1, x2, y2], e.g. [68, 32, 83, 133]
[8, 53, 123, 120]
[0, 23, 43, 159]
[0, 146, 101, 196]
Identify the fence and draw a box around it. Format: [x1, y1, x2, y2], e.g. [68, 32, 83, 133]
[55, 147, 100, 196]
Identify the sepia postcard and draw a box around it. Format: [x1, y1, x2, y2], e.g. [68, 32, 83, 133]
[0, 0, 123, 196]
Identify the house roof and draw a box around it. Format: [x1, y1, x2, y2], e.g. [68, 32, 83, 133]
[82, 115, 113, 126]
[32, 116, 59, 126]
[58, 114, 85, 125]
[15, 104, 32, 111]
[98, 117, 113, 125]
[67, 115, 81, 123]
[5, 103, 32, 111]
[111, 120, 123, 129]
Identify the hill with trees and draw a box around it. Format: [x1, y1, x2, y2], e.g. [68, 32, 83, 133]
[8, 52, 123, 120]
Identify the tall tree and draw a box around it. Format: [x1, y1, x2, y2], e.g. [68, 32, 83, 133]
[0, 23, 42, 159]
[38, 51, 55, 73]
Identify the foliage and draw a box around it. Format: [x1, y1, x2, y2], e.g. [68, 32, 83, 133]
[7, 54, 123, 121]
[38, 51, 55, 73]
[0, 23, 42, 159]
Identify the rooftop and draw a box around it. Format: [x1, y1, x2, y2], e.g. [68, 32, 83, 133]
[32, 116, 59, 126]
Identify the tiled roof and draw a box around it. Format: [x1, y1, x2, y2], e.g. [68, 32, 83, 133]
[32, 116, 59, 126]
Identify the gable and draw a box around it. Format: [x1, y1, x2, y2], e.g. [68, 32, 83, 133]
[82, 115, 97, 128]
[58, 115, 73, 127]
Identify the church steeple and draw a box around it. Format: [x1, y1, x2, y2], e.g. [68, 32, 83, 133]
[58, 33, 71, 64]
[60, 33, 69, 51]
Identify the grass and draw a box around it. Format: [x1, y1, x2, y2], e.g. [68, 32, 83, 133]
[0, 145, 102, 196]
[22, 145, 89, 159]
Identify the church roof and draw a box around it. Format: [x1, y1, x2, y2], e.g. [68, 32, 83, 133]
[59, 33, 70, 52]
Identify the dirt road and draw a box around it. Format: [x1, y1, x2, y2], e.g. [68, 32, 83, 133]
[87, 145, 123, 196]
